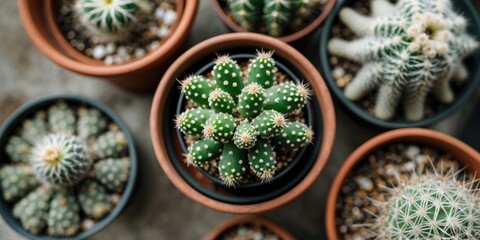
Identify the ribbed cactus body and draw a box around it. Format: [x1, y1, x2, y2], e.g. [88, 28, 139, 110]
[175, 108, 213, 137]
[247, 51, 276, 88]
[0, 165, 39, 202]
[377, 173, 480, 239]
[273, 122, 313, 149]
[77, 107, 108, 141]
[251, 110, 285, 138]
[234, 121, 258, 149]
[77, 180, 114, 219]
[203, 113, 236, 143]
[263, 0, 292, 37]
[93, 158, 130, 192]
[47, 190, 80, 237]
[212, 55, 244, 100]
[91, 129, 127, 159]
[219, 143, 247, 186]
[13, 187, 53, 234]
[248, 139, 276, 181]
[181, 75, 215, 108]
[238, 83, 266, 118]
[227, 0, 263, 31]
[30, 134, 91, 186]
[48, 102, 76, 135]
[5, 135, 31, 164]
[328, 0, 479, 121]
[186, 139, 223, 166]
[265, 82, 310, 114]
[208, 88, 236, 114]
[78, 0, 138, 33]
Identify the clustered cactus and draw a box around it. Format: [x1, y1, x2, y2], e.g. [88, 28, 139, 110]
[328, 0, 479, 121]
[74, 0, 152, 42]
[176, 51, 314, 187]
[0, 101, 131, 236]
[226, 0, 325, 37]
[374, 172, 480, 239]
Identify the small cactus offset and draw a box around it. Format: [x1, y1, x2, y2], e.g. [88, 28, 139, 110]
[77, 180, 114, 219]
[13, 187, 53, 234]
[77, 107, 108, 141]
[93, 157, 131, 192]
[19, 112, 49, 145]
[91, 128, 128, 159]
[30, 134, 92, 186]
[176, 51, 314, 186]
[5, 135, 31, 164]
[226, 0, 322, 37]
[48, 101, 76, 135]
[0, 165, 39, 202]
[328, 0, 479, 121]
[47, 190, 81, 237]
[375, 172, 480, 239]
[273, 122, 314, 150]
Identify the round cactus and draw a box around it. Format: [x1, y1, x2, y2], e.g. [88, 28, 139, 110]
[237, 83, 266, 118]
[76, 0, 138, 34]
[233, 121, 258, 149]
[13, 187, 53, 234]
[263, 0, 292, 37]
[328, 0, 479, 121]
[30, 134, 92, 186]
[226, 0, 263, 31]
[376, 173, 480, 239]
[203, 113, 236, 143]
[47, 190, 81, 237]
[208, 88, 236, 114]
[218, 143, 247, 187]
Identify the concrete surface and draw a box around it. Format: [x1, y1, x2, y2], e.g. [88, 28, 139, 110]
[1, 1, 479, 239]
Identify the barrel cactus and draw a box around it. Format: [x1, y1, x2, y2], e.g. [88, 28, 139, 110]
[0, 101, 131, 237]
[226, 0, 323, 37]
[176, 51, 314, 186]
[328, 0, 478, 121]
[375, 172, 480, 239]
[74, 0, 151, 42]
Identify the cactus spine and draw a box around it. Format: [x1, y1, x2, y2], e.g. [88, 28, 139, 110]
[176, 51, 314, 186]
[328, 0, 479, 121]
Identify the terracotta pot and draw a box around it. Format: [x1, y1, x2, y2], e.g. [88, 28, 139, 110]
[17, 0, 198, 93]
[204, 216, 294, 240]
[325, 128, 480, 240]
[150, 32, 336, 214]
[211, 0, 336, 48]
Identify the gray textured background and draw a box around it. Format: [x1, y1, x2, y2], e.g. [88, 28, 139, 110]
[1, 1, 479, 239]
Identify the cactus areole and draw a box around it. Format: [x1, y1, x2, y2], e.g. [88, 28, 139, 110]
[176, 51, 314, 187]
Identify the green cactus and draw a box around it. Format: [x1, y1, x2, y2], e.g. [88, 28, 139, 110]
[13, 187, 53, 234]
[376, 172, 480, 239]
[218, 143, 247, 187]
[93, 158, 130, 192]
[19, 112, 49, 144]
[186, 139, 223, 166]
[30, 134, 92, 186]
[203, 113, 236, 143]
[251, 110, 286, 138]
[0, 165, 39, 202]
[77, 180, 114, 219]
[328, 0, 479, 121]
[248, 139, 276, 181]
[47, 190, 81, 237]
[175, 108, 213, 137]
[226, 0, 320, 37]
[273, 122, 313, 149]
[233, 121, 258, 149]
[180, 75, 215, 109]
[5, 135, 31, 164]
[208, 88, 236, 114]
[91, 129, 128, 159]
[264, 82, 311, 114]
[77, 107, 108, 142]
[212, 55, 244, 100]
[48, 101, 76, 135]
[238, 83, 266, 118]
[176, 51, 313, 186]
[247, 51, 276, 89]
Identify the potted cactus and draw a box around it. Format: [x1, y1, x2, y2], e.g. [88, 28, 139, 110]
[150, 33, 336, 214]
[204, 216, 294, 240]
[326, 128, 480, 239]
[18, 0, 198, 92]
[211, 0, 336, 46]
[0, 95, 137, 239]
[176, 52, 314, 187]
[317, 0, 480, 128]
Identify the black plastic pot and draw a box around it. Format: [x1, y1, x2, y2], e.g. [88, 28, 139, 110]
[458, 99, 480, 151]
[0, 95, 138, 240]
[162, 50, 323, 204]
[316, 0, 480, 129]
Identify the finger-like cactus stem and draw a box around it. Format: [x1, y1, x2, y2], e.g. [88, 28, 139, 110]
[77, 107, 108, 142]
[233, 121, 258, 149]
[218, 143, 247, 187]
[247, 50, 276, 88]
[203, 113, 236, 143]
[93, 157, 131, 192]
[212, 55, 244, 100]
[273, 122, 313, 149]
[251, 110, 285, 138]
[180, 75, 215, 108]
[48, 102, 76, 135]
[77, 180, 114, 219]
[238, 83, 266, 119]
[265, 82, 310, 114]
[208, 88, 236, 114]
[248, 139, 276, 182]
[13, 187, 53, 234]
[5, 135, 31, 164]
[186, 139, 223, 166]
[175, 108, 213, 137]
[0, 165, 39, 202]
[47, 190, 81, 237]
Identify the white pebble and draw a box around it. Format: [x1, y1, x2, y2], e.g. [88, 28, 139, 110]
[117, 46, 128, 57]
[415, 154, 427, 164]
[406, 145, 420, 159]
[403, 161, 416, 171]
[332, 67, 345, 79]
[104, 56, 114, 65]
[163, 10, 177, 26]
[105, 42, 116, 54]
[353, 235, 365, 240]
[134, 48, 146, 58]
[82, 219, 95, 229]
[354, 176, 373, 191]
[157, 26, 170, 38]
[155, 7, 165, 20]
[92, 45, 106, 59]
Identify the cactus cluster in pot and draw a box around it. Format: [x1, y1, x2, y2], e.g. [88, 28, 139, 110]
[74, 0, 153, 43]
[0, 101, 131, 237]
[328, 0, 478, 121]
[175, 51, 314, 187]
[373, 171, 480, 239]
[226, 0, 326, 37]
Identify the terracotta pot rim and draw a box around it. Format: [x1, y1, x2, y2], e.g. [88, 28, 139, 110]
[17, 0, 198, 76]
[325, 128, 480, 240]
[150, 32, 336, 214]
[203, 216, 294, 240]
[210, 0, 337, 44]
